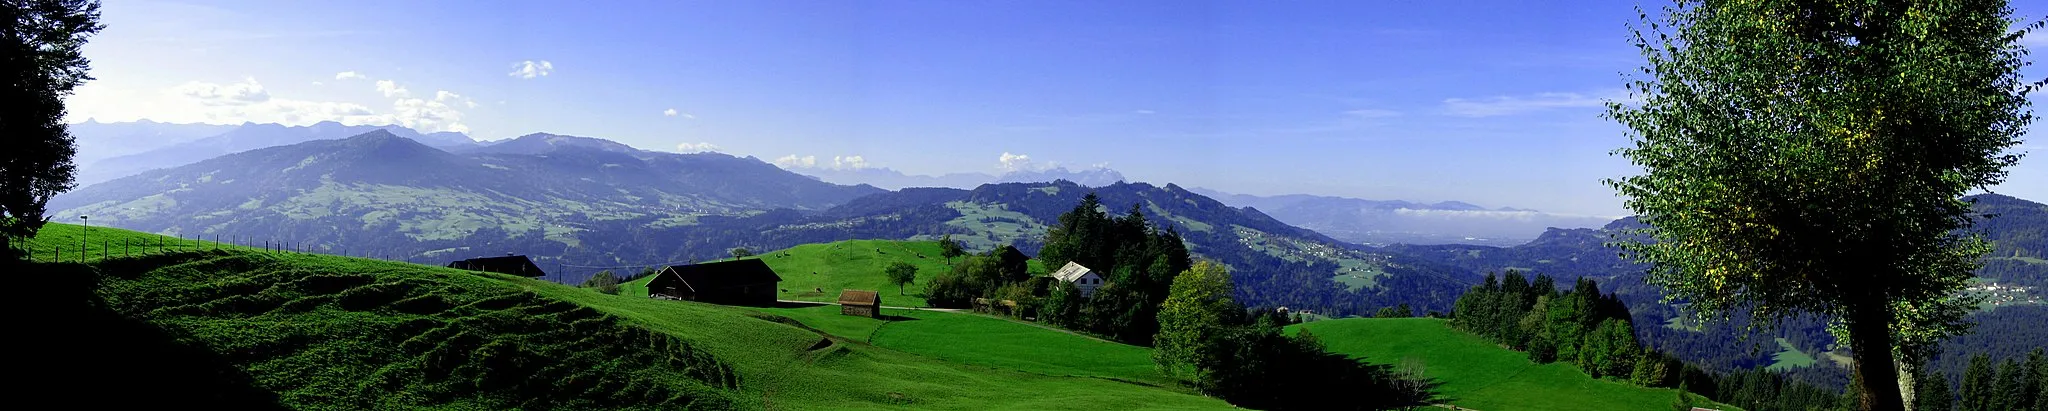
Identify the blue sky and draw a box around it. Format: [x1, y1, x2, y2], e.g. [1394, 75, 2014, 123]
[66, 0, 2046, 216]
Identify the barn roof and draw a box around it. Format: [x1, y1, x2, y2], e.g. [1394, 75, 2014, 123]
[1050, 261, 1095, 282]
[655, 258, 782, 290]
[838, 290, 880, 306]
[446, 255, 545, 277]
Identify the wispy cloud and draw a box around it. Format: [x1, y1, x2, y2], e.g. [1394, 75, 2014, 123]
[663, 108, 695, 118]
[772, 154, 870, 170]
[1344, 109, 1401, 119]
[508, 60, 554, 79]
[1440, 89, 1630, 117]
[675, 142, 721, 153]
[334, 71, 367, 80]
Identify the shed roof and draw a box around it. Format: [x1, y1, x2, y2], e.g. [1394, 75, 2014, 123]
[446, 255, 545, 277]
[655, 258, 782, 291]
[1049, 261, 1096, 282]
[838, 290, 881, 306]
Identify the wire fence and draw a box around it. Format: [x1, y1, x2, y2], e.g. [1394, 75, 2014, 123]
[23, 230, 356, 264]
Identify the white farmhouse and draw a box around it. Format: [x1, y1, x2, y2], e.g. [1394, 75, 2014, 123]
[1050, 261, 1104, 298]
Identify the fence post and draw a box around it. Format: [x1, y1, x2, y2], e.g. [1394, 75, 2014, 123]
[54, 247, 60, 263]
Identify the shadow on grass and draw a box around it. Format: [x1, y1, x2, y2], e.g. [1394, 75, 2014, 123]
[20, 259, 286, 409]
[769, 300, 832, 309]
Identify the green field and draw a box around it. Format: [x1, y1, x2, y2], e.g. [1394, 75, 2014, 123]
[750, 305, 1177, 388]
[626, 239, 1046, 308]
[1293, 318, 1732, 411]
[26, 223, 1228, 410]
[1766, 337, 1818, 371]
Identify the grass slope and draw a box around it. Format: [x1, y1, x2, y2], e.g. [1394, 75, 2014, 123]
[1293, 318, 1731, 411]
[626, 240, 965, 307]
[27, 224, 1228, 410]
[1766, 337, 1818, 371]
[750, 305, 1177, 388]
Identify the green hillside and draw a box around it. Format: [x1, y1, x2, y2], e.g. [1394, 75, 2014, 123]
[751, 305, 1176, 388]
[26, 223, 1228, 410]
[627, 239, 1008, 307]
[1292, 318, 1731, 411]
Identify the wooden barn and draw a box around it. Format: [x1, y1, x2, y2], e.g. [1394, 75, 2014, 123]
[446, 254, 546, 277]
[646, 259, 783, 306]
[838, 290, 881, 318]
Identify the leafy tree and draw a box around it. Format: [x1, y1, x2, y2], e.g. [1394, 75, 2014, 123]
[1606, 1, 2040, 408]
[1038, 281, 1085, 327]
[727, 247, 752, 260]
[938, 233, 964, 264]
[1673, 382, 1694, 411]
[884, 260, 917, 295]
[582, 270, 621, 295]
[1155, 261, 1235, 381]
[0, 0, 103, 256]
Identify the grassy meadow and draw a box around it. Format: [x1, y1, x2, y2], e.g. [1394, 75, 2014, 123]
[25, 223, 1229, 410]
[625, 239, 1033, 307]
[749, 304, 1177, 388]
[1292, 317, 1735, 411]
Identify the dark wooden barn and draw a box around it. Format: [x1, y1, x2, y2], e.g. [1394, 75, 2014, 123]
[838, 290, 881, 318]
[646, 259, 783, 306]
[445, 254, 546, 277]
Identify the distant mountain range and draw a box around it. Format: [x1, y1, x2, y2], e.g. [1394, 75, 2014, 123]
[793, 166, 1128, 190]
[71, 120, 480, 186]
[51, 130, 881, 267]
[1190, 188, 1617, 246]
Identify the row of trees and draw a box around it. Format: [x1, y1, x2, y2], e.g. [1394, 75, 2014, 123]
[1451, 271, 1681, 384]
[1945, 350, 2046, 411]
[1449, 271, 1864, 410]
[1154, 261, 1436, 410]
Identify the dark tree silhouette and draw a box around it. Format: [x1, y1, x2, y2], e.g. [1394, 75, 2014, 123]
[1, 0, 103, 256]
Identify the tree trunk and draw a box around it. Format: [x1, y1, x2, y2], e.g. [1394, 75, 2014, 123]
[1850, 299, 1906, 411]
[1897, 358, 1918, 411]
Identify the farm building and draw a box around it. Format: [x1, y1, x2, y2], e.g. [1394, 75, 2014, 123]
[1049, 261, 1104, 298]
[445, 254, 546, 277]
[647, 259, 783, 306]
[838, 290, 882, 318]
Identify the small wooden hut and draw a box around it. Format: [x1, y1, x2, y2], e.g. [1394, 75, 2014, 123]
[838, 290, 882, 318]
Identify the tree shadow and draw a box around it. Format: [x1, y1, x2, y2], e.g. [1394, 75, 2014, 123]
[22, 261, 287, 409]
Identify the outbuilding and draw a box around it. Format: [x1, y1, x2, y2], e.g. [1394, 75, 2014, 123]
[446, 254, 546, 277]
[838, 290, 882, 318]
[646, 258, 783, 306]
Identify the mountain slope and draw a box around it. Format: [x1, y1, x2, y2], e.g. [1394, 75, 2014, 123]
[82, 121, 480, 185]
[51, 130, 882, 278]
[1192, 188, 1616, 246]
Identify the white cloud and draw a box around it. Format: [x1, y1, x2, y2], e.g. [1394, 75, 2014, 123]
[664, 108, 695, 118]
[334, 71, 367, 80]
[1441, 90, 1630, 117]
[663, 108, 678, 116]
[385, 88, 475, 133]
[310, 81, 324, 86]
[831, 155, 869, 169]
[675, 142, 721, 153]
[375, 80, 409, 98]
[772, 154, 871, 170]
[774, 154, 818, 169]
[80, 76, 477, 133]
[1133, 109, 1156, 115]
[508, 60, 554, 79]
[998, 152, 1037, 172]
[172, 77, 272, 105]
